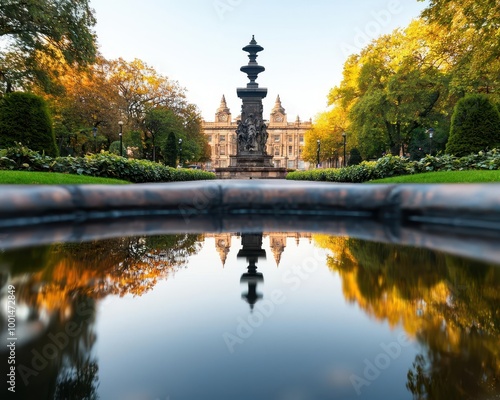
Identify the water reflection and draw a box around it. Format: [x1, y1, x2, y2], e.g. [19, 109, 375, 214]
[238, 234, 266, 310]
[316, 235, 500, 399]
[0, 234, 201, 400]
[0, 233, 499, 399]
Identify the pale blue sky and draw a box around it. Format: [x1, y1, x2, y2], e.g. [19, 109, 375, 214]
[90, 0, 428, 121]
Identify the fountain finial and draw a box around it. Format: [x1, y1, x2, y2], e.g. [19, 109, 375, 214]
[240, 36, 265, 88]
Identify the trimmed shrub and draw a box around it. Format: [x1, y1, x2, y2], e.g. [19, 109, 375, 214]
[286, 150, 500, 182]
[0, 92, 58, 156]
[348, 148, 363, 166]
[372, 155, 412, 178]
[446, 94, 500, 156]
[0, 144, 215, 183]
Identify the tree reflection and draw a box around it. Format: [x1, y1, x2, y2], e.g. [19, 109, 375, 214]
[315, 235, 500, 399]
[0, 234, 202, 399]
[55, 359, 99, 400]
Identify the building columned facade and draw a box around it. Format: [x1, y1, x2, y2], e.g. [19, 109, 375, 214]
[202, 95, 312, 170]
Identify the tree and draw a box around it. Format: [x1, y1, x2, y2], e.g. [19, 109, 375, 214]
[316, 234, 500, 399]
[144, 107, 183, 162]
[0, 91, 57, 155]
[348, 148, 362, 166]
[446, 94, 500, 156]
[46, 56, 125, 151]
[419, 0, 500, 102]
[0, 0, 97, 93]
[303, 106, 349, 166]
[178, 103, 209, 163]
[105, 58, 208, 162]
[329, 20, 452, 158]
[107, 58, 187, 130]
[164, 131, 178, 167]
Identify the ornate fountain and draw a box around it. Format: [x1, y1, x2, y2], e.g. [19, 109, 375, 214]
[216, 36, 287, 179]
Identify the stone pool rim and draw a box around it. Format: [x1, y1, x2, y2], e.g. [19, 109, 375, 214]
[1, 180, 499, 264]
[0, 180, 499, 227]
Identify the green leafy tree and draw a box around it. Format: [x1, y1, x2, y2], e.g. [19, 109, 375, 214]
[0, 0, 97, 93]
[164, 131, 178, 167]
[330, 20, 451, 157]
[0, 91, 57, 155]
[419, 0, 500, 102]
[144, 107, 183, 162]
[446, 94, 500, 156]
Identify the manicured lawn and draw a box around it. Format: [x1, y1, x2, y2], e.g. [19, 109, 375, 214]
[368, 170, 500, 183]
[0, 170, 130, 184]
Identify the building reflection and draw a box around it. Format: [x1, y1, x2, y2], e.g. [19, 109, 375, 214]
[209, 232, 312, 267]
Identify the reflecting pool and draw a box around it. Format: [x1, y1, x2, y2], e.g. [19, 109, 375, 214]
[1, 232, 499, 400]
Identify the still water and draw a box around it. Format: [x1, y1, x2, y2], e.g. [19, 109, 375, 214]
[1, 232, 499, 400]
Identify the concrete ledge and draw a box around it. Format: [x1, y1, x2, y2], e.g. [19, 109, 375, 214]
[0, 181, 499, 262]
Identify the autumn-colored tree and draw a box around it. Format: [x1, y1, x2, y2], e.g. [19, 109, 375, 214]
[303, 106, 349, 167]
[0, 0, 97, 93]
[107, 58, 186, 129]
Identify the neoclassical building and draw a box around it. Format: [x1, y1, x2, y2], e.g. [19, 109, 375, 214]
[202, 95, 312, 170]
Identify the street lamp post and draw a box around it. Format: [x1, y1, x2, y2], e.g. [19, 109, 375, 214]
[427, 128, 434, 155]
[118, 121, 123, 157]
[178, 138, 183, 167]
[316, 139, 321, 168]
[284, 139, 288, 169]
[92, 127, 97, 153]
[281, 143, 284, 168]
[342, 132, 347, 167]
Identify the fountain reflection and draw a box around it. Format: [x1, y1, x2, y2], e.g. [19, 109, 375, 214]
[237, 233, 266, 310]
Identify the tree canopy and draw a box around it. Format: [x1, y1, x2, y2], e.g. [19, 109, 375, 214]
[309, 1, 500, 163]
[327, 20, 452, 159]
[0, 0, 97, 93]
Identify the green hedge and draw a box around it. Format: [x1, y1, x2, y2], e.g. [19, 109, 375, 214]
[286, 150, 500, 183]
[0, 144, 216, 183]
